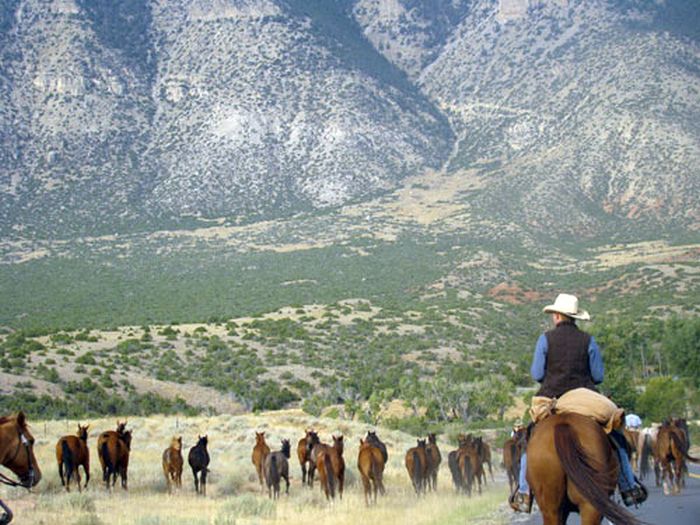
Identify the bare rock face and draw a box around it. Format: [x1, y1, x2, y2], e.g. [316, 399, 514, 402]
[0, 0, 698, 238]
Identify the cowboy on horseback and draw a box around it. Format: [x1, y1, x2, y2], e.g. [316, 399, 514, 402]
[509, 294, 647, 513]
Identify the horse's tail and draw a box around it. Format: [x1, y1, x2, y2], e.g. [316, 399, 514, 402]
[325, 454, 336, 499]
[371, 454, 384, 493]
[101, 441, 114, 480]
[463, 454, 472, 494]
[270, 454, 280, 488]
[411, 450, 421, 492]
[554, 423, 641, 525]
[670, 431, 700, 463]
[61, 440, 74, 484]
[639, 434, 651, 479]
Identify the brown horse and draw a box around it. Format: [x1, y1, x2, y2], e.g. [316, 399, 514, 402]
[162, 436, 183, 493]
[297, 429, 315, 485]
[56, 424, 90, 492]
[503, 427, 526, 495]
[252, 431, 270, 490]
[655, 419, 699, 495]
[527, 413, 640, 525]
[358, 438, 385, 505]
[426, 433, 441, 491]
[97, 421, 131, 490]
[405, 439, 430, 495]
[0, 412, 42, 525]
[316, 435, 345, 501]
[475, 436, 493, 482]
[623, 428, 640, 473]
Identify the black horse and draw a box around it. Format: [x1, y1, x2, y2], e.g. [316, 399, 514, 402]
[188, 435, 210, 495]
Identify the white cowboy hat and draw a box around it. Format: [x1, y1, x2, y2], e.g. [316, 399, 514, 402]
[543, 293, 590, 321]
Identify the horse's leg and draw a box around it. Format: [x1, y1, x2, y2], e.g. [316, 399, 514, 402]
[308, 463, 315, 487]
[284, 473, 290, 495]
[75, 469, 82, 493]
[84, 462, 90, 490]
[301, 461, 307, 484]
[489, 460, 494, 482]
[58, 459, 66, 489]
[578, 502, 602, 525]
[201, 469, 206, 497]
[192, 468, 199, 494]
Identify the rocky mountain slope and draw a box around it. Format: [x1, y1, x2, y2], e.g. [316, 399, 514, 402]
[0, 0, 698, 238]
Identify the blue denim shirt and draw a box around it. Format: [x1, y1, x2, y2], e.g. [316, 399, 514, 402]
[530, 333, 604, 384]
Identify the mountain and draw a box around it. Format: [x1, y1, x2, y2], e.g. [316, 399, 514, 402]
[0, 0, 698, 239]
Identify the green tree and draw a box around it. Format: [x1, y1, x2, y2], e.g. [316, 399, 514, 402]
[635, 376, 688, 422]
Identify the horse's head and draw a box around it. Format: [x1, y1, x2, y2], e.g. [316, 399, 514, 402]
[0, 412, 42, 488]
[198, 435, 208, 449]
[332, 435, 344, 454]
[171, 436, 182, 451]
[305, 431, 320, 454]
[457, 434, 471, 448]
[116, 420, 128, 436]
[428, 433, 437, 445]
[77, 424, 89, 441]
[417, 439, 426, 449]
[281, 439, 291, 458]
[255, 431, 266, 446]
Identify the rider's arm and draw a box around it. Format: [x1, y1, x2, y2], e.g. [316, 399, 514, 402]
[530, 334, 548, 382]
[588, 336, 604, 384]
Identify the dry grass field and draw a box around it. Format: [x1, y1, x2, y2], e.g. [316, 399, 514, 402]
[2, 410, 510, 525]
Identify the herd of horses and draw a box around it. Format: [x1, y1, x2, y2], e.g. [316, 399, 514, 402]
[0, 412, 697, 525]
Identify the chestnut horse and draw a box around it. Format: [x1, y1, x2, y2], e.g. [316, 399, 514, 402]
[655, 419, 699, 495]
[97, 421, 131, 490]
[252, 431, 270, 490]
[358, 438, 385, 505]
[527, 413, 640, 525]
[405, 439, 430, 495]
[56, 424, 90, 492]
[0, 412, 42, 525]
[162, 436, 183, 493]
[316, 435, 345, 501]
[188, 435, 210, 495]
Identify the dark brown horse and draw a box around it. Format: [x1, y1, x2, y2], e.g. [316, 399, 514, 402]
[264, 439, 291, 499]
[459, 436, 483, 495]
[655, 419, 699, 495]
[162, 436, 183, 493]
[188, 435, 210, 495]
[0, 412, 41, 525]
[297, 429, 315, 485]
[56, 423, 90, 492]
[527, 413, 641, 525]
[316, 435, 345, 501]
[503, 426, 526, 495]
[252, 431, 270, 490]
[405, 439, 429, 495]
[426, 433, 441, 491]
[358, 438, 385, 505]
[305, 430, 323, 487]
[97, 421, 131, 490]
[365, 431, 388, 463]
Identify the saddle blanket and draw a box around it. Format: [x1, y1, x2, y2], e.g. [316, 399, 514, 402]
[530, 387, 625, 433]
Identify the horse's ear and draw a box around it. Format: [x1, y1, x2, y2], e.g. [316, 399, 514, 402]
[16, 411, 26, 429]
[359, 438, 364, 445]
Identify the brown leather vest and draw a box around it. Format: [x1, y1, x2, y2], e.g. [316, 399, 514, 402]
[536, 321, 596, 398]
